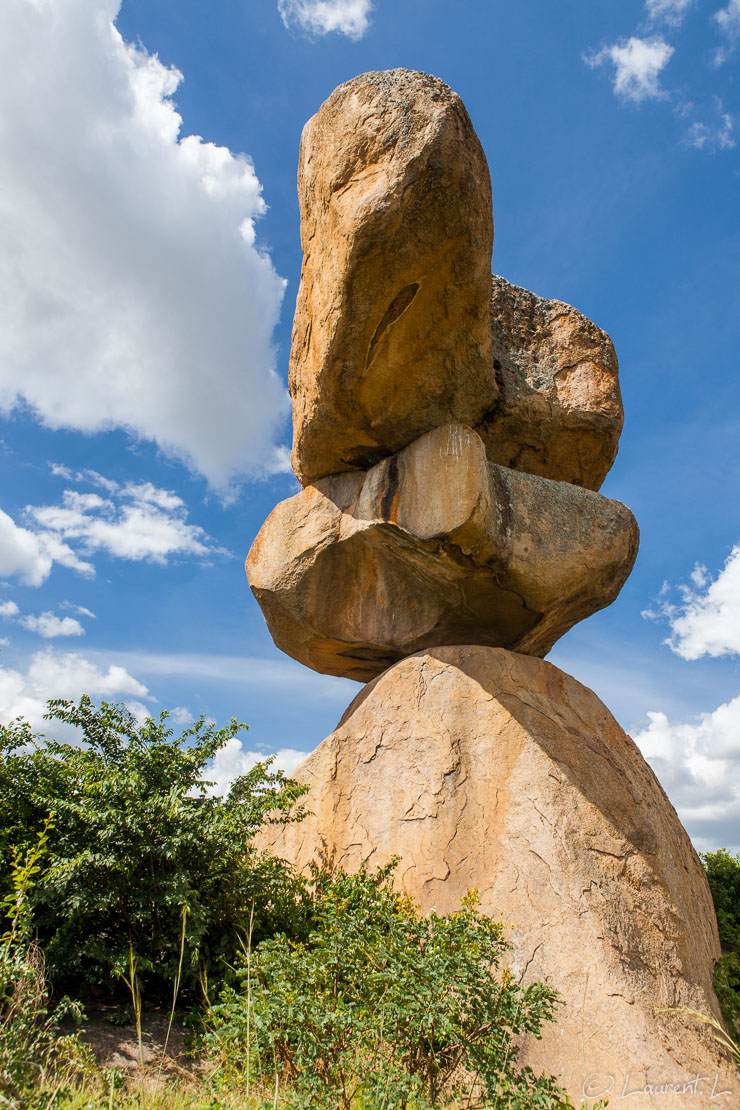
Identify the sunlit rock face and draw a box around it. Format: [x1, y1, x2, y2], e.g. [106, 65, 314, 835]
[250, 69, 638, 680]
[288, 68, 624, 494]
[483, 274, 624, 491]
[258, 647, 740, 1109]
[289, 68, 496, 488]
[246, 71, 737, 1109]
[246, 425, 638, 682]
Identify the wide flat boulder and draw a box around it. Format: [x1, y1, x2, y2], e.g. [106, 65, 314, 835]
[481, 275, 624, 491]
[259, 647, 739, 1108]
[289, 69, 496, 487]
[246, 424, 638, 681]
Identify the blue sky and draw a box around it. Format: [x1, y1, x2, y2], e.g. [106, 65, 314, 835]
[1, 0, 739, 851]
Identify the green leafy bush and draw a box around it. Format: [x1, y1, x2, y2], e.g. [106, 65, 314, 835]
[0, 697, 309, 1003]
[0, 824, 93, 1108]
[206, 862, 572, 1109]
[704, 848, 740, 1038]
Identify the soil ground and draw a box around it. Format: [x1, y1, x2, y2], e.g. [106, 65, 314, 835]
[76, 1007, 197, 1076]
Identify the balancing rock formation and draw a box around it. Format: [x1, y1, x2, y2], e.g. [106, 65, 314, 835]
[247, 69, 738, 1107]
[249, 423, 638, 682]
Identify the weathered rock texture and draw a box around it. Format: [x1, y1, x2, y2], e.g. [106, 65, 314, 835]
[247, 424, 638, 681]
[260, 647, 739, 1108]
[287, 70, 625, 493]
[289, 69, 496, 487]
[482, 275, 624, 491]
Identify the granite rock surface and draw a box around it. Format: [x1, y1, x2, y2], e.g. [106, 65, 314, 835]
[482, 274, 624, 490]
[247, 424, 638, 681]
[259, 646, 739, 1109]
[289, 69, 495, 487]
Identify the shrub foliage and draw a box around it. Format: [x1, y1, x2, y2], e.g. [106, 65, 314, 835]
[704, 848, 740, 1038]
[1, 824, 92, 1107]
[207, 862, 572, 1109]
[1, 697, 577, 1106]
[0, 697, 308, 1002]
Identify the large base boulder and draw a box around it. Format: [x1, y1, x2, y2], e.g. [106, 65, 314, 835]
[260, 647, 739, 1108]
[247, 424, 638, 682]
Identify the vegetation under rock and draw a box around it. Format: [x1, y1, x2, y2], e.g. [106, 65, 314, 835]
[206, 863, 572, 1108]
[703, 848, 740, 1038]
[0, 697, 309, 1004]
[5, 697, 737, 1105]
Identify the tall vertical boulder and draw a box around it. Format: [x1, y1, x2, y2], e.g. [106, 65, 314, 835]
[289, 69, 496, 486]
[245, 66, 735, 1110]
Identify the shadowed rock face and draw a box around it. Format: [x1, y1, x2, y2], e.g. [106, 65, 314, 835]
[246, 425, 638, 681]
[289, 69, 496, 487]
[482, 275, 624, 490]
[258, 647, 739, 1109]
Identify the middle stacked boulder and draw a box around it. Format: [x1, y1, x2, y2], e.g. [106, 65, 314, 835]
[246, 69, 639, 683]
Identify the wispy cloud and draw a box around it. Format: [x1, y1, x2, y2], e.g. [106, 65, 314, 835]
[0, 0, 288, 493]
[59, 602, 96, 620]
[278, 0, 373, 39]
[714, 0, 740, 63]
[585, 37, 674, 102]
[645, 0, 693, 27]
[684, 101, 735, 150]
[105, 649, 355, 702]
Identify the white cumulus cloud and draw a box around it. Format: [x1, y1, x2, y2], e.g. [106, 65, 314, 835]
[205, 735, 307, 796]
[0, 508, 89, 586]
[0, 647, 150, 731]
[645, 0, 692, 26]
[0, 0, 288, 493]
[1, 472, 223, 585]
[645, 546, 740, 660]
[19, 613, 84, 639]
[25, 474, 223, 568]
[0, 512, 54, 586]
[586, 37, 674, 102]
[0, 600, 85, 638]
[278, 0, 373, 39]
[633, 696, 740, 852]
[170, 705, 194, 726]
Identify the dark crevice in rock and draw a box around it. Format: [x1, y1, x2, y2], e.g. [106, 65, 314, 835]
[380, 454, 400, 520]
[365, 282, 420, 368]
